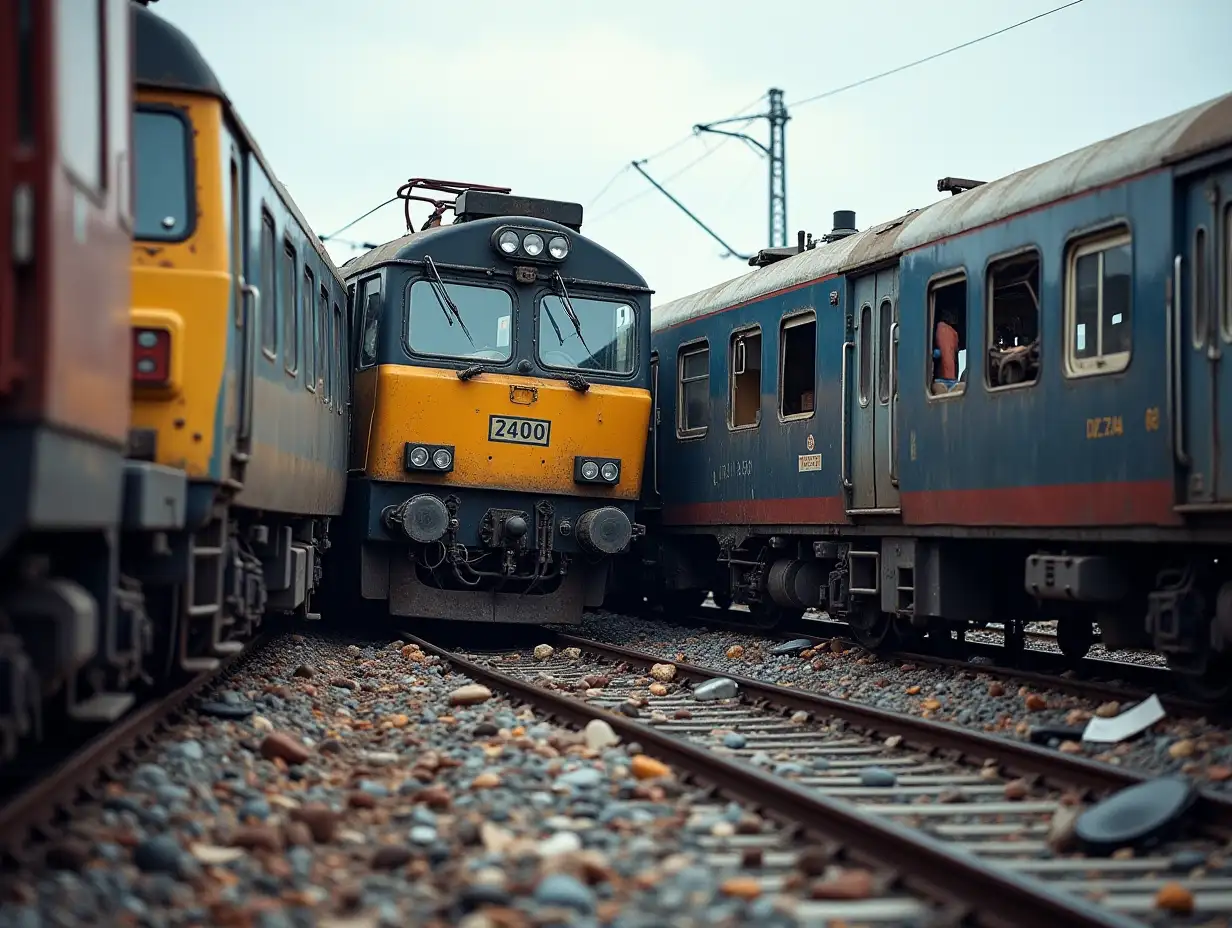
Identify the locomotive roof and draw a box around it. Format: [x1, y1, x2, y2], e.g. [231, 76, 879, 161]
[132, 4, 341, 279]
[653, 90, 1232, 333]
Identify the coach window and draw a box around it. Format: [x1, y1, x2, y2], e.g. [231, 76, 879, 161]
[133, 109, 192, 240]
[1065, 228, 1132, 377]
[927, 273, 967, 396]
[356, 276, 383, 368]
[281, 244, 298, 374]
[302, 267, 315, 390]
[779, 312, 816, 419]
[729, 327, 762, 429]
[877, 300, 894, 403]
[333, 301, 345, 412]
[259, 212, 277, 358]
[538, 295, 635, 374]
[985, 249, 1041, 389]
[407, 279, 513, 362]
[858, 304, 872, 406]
[677, 341, 710, 437]
[318, 285, 330, 401]
[1222, 204, 1232, 340]
[56, 0, 103, 191]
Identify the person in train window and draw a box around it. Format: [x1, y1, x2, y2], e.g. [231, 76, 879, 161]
[932, 308, 960, 393]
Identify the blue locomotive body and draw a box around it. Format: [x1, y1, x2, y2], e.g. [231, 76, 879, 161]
[643, 92, 1232, 689]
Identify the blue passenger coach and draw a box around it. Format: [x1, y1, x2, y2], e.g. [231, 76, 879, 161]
[641, 92, 1232, 697]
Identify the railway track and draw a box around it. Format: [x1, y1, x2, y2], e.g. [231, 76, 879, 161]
[658, 605, 1208, 718]
[412, 629, 1232, 926]
[0, 637, 264, 867]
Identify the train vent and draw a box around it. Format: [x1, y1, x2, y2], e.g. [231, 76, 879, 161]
[820, 211, 857, 244]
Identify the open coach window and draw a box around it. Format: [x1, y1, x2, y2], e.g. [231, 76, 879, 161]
[133, 109, 192, 241]
[729, 328, 762, 428]
[407, 280, 513, 362]
[537, 296, 635, 374]
[927, 273, 968, 396]
[986, 250, 1041, 388]
[779, 312, 816, 418]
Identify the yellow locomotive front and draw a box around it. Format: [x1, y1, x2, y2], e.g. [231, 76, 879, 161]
[336, 186, 652, 624]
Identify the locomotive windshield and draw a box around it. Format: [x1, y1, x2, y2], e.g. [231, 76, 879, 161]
[133, 108, 191, 241]
[406, 279, 513, 362]
[538, 296, 635, 374]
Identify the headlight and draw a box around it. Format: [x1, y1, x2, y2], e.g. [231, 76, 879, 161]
[497, 230, 520, 255]
[409, 446, 429, 468]
[432, 448, 452, 470]
[523, 233, 545, 257]
[580, 460, 599, 480]
[600, 462, 619, 482]
[548, 235, 569, 260]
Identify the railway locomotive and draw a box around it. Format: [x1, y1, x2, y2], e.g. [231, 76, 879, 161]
[127, 1, 349, 668]
[0, 0, 149, 757]
[641, 91, 1232, 698]
[332, 181, 652, 625]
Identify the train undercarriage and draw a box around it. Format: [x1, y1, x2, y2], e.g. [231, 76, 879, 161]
[640, 529, 1232, 701]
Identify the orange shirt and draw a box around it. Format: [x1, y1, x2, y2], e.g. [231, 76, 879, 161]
[935, 321, 959, 380]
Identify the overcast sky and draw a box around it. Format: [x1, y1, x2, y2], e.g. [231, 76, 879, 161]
[155, 0, 1231, 306]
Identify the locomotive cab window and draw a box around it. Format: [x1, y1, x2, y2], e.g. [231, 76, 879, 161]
[537, 296, 635, 374]
[985, 250, 1041, 389]
[356, 276, 382, 368]
[133, 108, 191, 241]
[56, 0, 103, 192]
[729, 328, 762, 429]
[779, 312, 816, 419]
[407, 279, 513, 362]
[677, 341, 710, 438]
[928, 273, 968, 397]
[1065, 228, 1132, 377]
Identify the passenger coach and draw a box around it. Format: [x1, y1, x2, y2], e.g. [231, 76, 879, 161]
[644, 92, 1232, 698]
[335, 184, 652, 624]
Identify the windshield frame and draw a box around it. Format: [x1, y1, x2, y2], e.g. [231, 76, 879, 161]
[133, 103, 195, 243]
[402, 274, 517, 366]
[534, 290, 639, 378]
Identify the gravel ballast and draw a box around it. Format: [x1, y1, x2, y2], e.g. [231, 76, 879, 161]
[563, 611, 1232, 792]
[0, 633, 895, 927]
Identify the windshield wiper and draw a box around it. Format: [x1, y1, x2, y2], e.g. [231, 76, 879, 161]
[551, 272, 589, 352]
[543, 305, 565, 346]
[424, 255, 474, 347]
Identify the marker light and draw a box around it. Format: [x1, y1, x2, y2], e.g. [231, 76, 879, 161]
[600, 462, 619, 482]
[580, 460, 599, 480]
[432, 448, 453, 470]
[409, 446, 430, 468]
[548, 235, 569, 260]
[522, 233, 545, 257]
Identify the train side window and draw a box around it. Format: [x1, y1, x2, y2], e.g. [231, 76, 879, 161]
[333, 301, 345, 413]
[985, 250, 1041, 389]
[877, 300, 893, 403]
[676, 342, 710, 438]
[318, 285, 330, 402]
[56, 0, 104, 191]
[857, 304, 872, 406]
[729, 328, 762, 429]
[1224, 204, 1232, 341]
[356, 276, 382, 369]
[259, 212, 277, 359]
[779, 312, 816, 419]
[302, 267, 315, 390]
[1065, 228, 1132, 377]
[281, 243, 298, 375]
[927, 273, 967, 397]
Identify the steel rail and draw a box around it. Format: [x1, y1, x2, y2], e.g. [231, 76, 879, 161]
[0, 635, 264, 864]
[405, 631, 1146, 928]
[552, 631, 1232, 834]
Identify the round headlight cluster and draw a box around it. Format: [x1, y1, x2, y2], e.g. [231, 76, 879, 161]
[493, 228, 570, 261]
[407, 445, 453, 473]
[576, 457, 620, 485]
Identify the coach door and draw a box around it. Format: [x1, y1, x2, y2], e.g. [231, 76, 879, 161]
[230, 153, 256, 476]
[1176, 166, 1232, 506]
[847, 269, 901, 513]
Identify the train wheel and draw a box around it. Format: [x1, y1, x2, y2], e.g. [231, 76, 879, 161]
[849, 601, 895, 650]
[1056, 617, 1095, 662]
